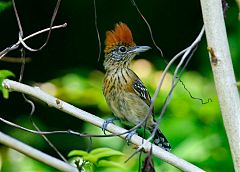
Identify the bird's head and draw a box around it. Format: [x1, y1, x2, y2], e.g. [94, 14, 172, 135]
[103, 22, 151, 71]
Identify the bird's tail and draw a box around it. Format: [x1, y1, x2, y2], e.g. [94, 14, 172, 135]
[153, 129, 171, 151]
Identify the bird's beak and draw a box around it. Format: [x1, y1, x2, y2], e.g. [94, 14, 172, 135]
[129, 46, 151, 54]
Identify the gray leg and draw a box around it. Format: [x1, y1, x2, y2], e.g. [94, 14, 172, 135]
[125, 130, 137, 145]
[102, 117, 119, 135]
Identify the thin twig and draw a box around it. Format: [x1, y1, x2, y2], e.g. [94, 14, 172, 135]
[0, 23, 67, 58]
[130, 27, 205, 157]
[36, 0, 62, 50]
[130, 0, 163, 57]
[0, 117, 89, 137]
[0, 116, 135, 138]
[93, 0, 102, 62]
[13, 0, 62, 52]
[12, 0, 23, 36]
[0, 57, 31, 63]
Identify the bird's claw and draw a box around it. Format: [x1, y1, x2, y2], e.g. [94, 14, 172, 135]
[102, 117, 119, 135]
[125, 130, 137, 145]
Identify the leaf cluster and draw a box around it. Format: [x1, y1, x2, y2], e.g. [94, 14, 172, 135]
[68, 147, 125, 172]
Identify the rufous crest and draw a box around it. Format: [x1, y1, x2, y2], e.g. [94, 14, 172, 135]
[104, 22, 136, 53]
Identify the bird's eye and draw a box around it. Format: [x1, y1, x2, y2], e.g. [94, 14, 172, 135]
[119, 46, 127, 53]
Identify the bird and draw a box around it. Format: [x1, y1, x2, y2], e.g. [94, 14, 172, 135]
[102, 22, 171, 151]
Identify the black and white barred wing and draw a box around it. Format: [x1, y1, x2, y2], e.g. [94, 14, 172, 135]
[132, 79, 152, 108]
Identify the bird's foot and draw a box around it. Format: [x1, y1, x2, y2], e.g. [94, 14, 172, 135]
[125, 130, 137, 145]
[102, 117, 119, 135]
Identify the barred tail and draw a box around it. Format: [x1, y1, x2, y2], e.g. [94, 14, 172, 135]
[153, 129, 171, 151]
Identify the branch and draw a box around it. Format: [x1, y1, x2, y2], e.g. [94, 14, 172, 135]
[0, 131, 78, 172]
[0, 23, 67, 58]
[200, 0, 240, 171]
[0, 56, 31, 63]
[2, 79, 205, 172]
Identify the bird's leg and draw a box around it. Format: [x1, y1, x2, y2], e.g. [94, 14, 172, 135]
[102, 117, 119, 135]
[125, 130, 137, 145]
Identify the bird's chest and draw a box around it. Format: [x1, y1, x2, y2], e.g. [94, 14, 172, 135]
[103, 71, 134, 119]
[103, 75, 150, 125]
[105, 89, 150, 126]
[103, 69, 133, 96]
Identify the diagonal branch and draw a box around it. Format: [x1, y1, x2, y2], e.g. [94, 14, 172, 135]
[2, 79, 205, 172]
[0, 131, 78, 172]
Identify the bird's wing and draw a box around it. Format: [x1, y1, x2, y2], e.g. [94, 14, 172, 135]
[132, 79, 152, 108]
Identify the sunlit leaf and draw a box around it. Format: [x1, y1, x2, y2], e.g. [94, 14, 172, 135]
[83, 162, 94, 172]
[90, 147, 124, 159]
[68, 148, 124, 165]
[0, 70, 15, 78]
[90, 148, 112, 155]
[2, 88, 9, 99]
[68, 151, 96, 163]
[68, 150, 88, 157]
[68, 150, 98, 164]
[0, 70, 15, 99]
[97, 160, 125, 169]
[84, 154, 98, 163]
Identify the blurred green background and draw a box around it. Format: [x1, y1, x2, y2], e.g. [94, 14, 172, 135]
[0, 0, 239, 171]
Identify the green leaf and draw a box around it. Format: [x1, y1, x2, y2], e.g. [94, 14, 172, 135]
[90, 148, 111, 155]
[97, 160, 125, 169]
[83, 154, 98, 163]
[68, 157, 94, 172]
[90, 148, 123, 158]
[68, 150, 88, 157]
[2, 88, 9, 99]
[0, 1, 12, 13]
[0, 70, 15, 78]
[90, 148, 123, 160]
[68, 148, 124, 166]
[83, 162, 94, 172]
[68, 150, 99, 164]
[0, 70, 15, 99]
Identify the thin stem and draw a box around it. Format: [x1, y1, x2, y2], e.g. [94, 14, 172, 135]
[0, 23, 67, 58]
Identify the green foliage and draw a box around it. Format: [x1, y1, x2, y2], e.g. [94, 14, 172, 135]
[0, 1, 12, 13]
[68, 148, 125, 171]
[46, 70, 109, 113]
[0, 70, 15, 99]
